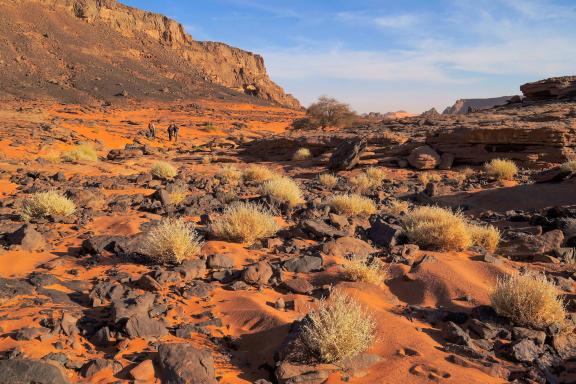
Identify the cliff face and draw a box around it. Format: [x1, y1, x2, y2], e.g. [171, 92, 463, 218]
[443, 96, 514, 115]
[0, 0, 300, 108]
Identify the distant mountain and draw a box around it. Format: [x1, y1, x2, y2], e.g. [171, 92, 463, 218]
[0, 0, 300, 108]
[443, 96, 515, 115]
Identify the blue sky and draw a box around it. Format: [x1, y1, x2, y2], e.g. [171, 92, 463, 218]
[121, 0, 576, 113]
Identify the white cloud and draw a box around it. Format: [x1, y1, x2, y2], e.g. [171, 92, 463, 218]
[374, 14, 420, 28]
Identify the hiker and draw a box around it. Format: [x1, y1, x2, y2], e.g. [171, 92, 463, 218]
[167, 124, 174, 141]
[148, 121, 156, 139]
[173, 124, 180, 142]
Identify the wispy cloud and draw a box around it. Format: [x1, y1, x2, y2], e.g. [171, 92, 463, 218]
[336, 11, 421, 29]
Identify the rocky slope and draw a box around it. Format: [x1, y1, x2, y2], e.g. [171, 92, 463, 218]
[0, 0, 300, 108]
[443, 96, 514, 115]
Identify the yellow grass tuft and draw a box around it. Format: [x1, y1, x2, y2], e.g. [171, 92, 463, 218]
[318, 173, 338, 189]
[243, 164, 277, 183]
[349, 173, 373, 193]
[559, 160, 576, 172]
[404, 205, 500, 252]
[469, 224, 501, 253]
[328, 194, 377, 216]
[142, 218, 203, 264]
[404, 206, 471, 251]
[209, 201, 279, 244]
[341, 258, 388, 285]
[485, 158, 518, 180]
[262, 176, 305, 206]
[418, 171, 441, 185]
[383, 199, 410, 216]
[293, 147, 312, 161]
[151, 161, 177, 180]
[491, 272, 566, 329]
[167, 184, 188, 205]
[365, 166, 387, 185]
[41, 150, 61, 164]
[216, 165, 242, 185]
[302, 290, 377, 363]
[62, 144, 98, 162]
[21, 191, 76, 220]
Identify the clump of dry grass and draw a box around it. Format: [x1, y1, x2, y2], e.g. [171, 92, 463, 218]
[301, 290, 377, 363]
[491, 272, 566, 329]
[21, 191, 76, 220]
[167, 184, 188, 205]
[560, 160, 576, 172]
[365, 167, 387, 185]
[328, 194, 377, 216]
[293, 147, 312, 161]
[201, 155, 214, 164]
[485, 158, 518, 180]
[209, 202, 279, 243]
[418, 172, 441, 185]
[404, 206, 472, 251]
[348, 167, 387, 193]
[262, 176, 305, 206]
[142, 218, 203, 264]
[41, 150, 61, 164]
[461, 167, 475, 178]
[243, 164, 277, 183]
[341, 258, 388, 285]
[404, 205, 501, 252]
[62, 144, 98, 162]
[151, 161, 177, 180]
[349, 173, 373, 193]
[469, 224, 501, 253]
[318, 173, 338, 188]
[383, 199, 410, 216]
[216, 165, 242, 185]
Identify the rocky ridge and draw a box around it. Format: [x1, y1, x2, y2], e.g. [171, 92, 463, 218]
[0, 0, 300, 108]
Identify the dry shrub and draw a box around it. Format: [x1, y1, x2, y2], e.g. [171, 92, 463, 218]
[318, 173, 338, 188]
[418, 172, 441, 185]
[469, 224, 501, 253]
[142, 218, 203, 264]
[301, 290, 376, 363]
[62, 144, 98, 162]
[485, 158, 518, 180]
[22, 191, 76, 220]
[216, 165, 242, 185]
[342, 258, 388, 285]
[491, 272, 566, 329]
[328, 194, 376, 216]
[404, 205, 500, 252]
[560, 160, 576, 172]
[209, 201, 278, 243]
[167, 184, 188, 205]
[41, 150, 61, 164]
[349, 173, 372, 193]
[461, 167, 475, 178]
[384, 199, 410, 216]
[365, 167, 387, 185]
[293, 147, 312, 161]
[243, 165, 277, 183]
[404, 206, 472, 251]
[151, 161, 177, 180]
[262, 176, 305, 206]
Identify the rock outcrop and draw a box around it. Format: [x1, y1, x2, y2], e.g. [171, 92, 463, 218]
[0, 0, 300, 108]
[521, 76, 576, 100]
[443, 96, 514, 115]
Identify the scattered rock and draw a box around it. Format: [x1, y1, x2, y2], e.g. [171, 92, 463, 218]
[156, 343, 217, 384]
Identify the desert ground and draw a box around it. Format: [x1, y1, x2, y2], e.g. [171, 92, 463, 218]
[1, 1, 576, 384]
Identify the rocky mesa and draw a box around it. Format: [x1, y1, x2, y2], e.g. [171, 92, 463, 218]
[0, 0, 300, 108]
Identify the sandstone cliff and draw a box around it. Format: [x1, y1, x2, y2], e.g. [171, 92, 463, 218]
[0, 0, 300, 108]
[443, 96, 514, 115]
[521, 76, 576, 100]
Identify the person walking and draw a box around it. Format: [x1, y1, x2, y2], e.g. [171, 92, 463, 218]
[148, 121, 156, 139]
[167, 124, 174, 141]
[173, 124, 180, 142]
